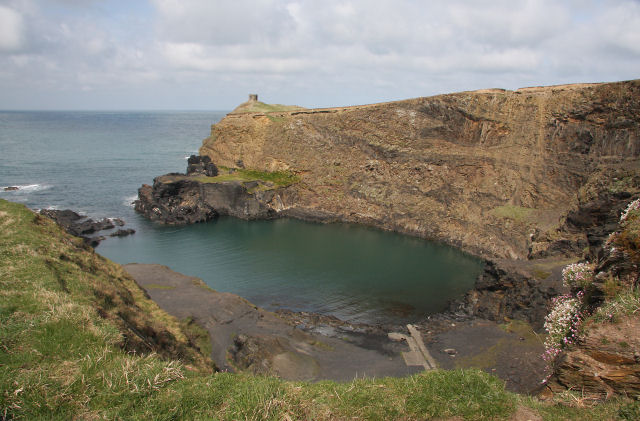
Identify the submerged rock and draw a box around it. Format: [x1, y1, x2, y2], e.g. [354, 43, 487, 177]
[110, 228, 136, 237]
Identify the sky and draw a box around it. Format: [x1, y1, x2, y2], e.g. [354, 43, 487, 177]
[0, 0, 639, 110]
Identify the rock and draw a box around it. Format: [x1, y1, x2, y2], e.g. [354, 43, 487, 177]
[200, 80, 640, 260]
[134, 178, 217, 224]
[443, 348, 457, 356]
[451, 260, 561, 330]
[39, 209, 128, 247]
[3, 186, 19, 191]
[186, 155, 218, 177]
[134, 173, 294, 224]
[548, 315, 640, 399]
[110, 228, 135, 237]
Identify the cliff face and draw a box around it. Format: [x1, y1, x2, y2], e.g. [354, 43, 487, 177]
[200, 80, 640, 259]
[135, 175, 290, 224]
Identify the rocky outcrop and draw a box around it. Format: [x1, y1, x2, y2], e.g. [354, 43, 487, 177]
[200, 80, 640, 260]
[186, 154, 218, 177]
[134, 173, 295, 224]
[453, 260, 562, 330]
[39, 209, 130, 246]
[548, 316, 640, 398]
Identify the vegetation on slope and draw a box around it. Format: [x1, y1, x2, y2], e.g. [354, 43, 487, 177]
[1, 198, 639, 420]
[539, 197, 640, 401]
[231, 100, 306, 114]
[194, 166, 300, 188]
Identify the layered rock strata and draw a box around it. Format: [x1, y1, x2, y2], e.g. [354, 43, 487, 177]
[136, 80, 640, 326]
[200, 80, 640, 260]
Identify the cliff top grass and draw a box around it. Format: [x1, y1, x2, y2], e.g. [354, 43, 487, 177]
[2, 198, 639, 420]
[231, 100, 306, 115]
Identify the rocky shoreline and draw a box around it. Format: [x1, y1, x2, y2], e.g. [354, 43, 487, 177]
[124, 263, 547, 393]
[39, 208, 135, 246]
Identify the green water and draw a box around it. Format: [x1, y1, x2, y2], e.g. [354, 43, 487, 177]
[98, 216, 484, 324]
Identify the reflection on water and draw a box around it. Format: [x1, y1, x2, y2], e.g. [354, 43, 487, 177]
[97, 216, 484, 324]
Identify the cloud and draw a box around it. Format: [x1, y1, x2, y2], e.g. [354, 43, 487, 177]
[0, 5, 25, 52]
[1, 0, 639, 109]
[152, 0, 632, 80]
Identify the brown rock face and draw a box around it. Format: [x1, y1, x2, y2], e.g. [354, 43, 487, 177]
[548, 316, 640, 398]
[200, 80, 640, 260]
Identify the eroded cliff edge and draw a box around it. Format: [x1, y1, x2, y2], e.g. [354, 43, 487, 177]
[199, 80, 640, 261]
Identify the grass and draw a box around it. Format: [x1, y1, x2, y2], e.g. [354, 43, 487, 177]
[2, 198, 640, 419]
[591, 286, 640, 323]
[194, 167, 300, 187]
[233, 101, 305, 114]
[490, 205, 536, 222]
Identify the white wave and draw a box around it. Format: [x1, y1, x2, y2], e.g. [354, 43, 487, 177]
[1, 183, 50, 193]
[123, 195, 138, 207]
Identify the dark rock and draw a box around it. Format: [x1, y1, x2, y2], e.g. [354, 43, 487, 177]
[39, 209, 127, 247]
[3, 186, 19, 191]
[452, 260, 560, 330]
[134, 173, 290, 224]
[186, 155, 219, 177]
[134, 178, 217, 224]
[110, 228, 136, 237]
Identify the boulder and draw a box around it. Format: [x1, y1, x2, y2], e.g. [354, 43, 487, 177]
[186, 155, 219, 177]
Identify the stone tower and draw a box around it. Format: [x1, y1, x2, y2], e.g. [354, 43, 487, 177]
[249, 94, 258, 102]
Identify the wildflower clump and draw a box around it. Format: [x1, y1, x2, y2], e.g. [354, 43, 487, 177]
[562, 262, 594, 289]
[542, 292, 584, 363]
[620, 198, 640, 223]
[607, 198, 640, 272]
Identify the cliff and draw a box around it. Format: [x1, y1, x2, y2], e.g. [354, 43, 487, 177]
[200, 80, 640, 260]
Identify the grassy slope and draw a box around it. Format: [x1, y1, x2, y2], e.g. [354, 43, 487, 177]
[231, 101, 306, 114]
[194, 167, 300, 187]
[0, 199, 637, 420]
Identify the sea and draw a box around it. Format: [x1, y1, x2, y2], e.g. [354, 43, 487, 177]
[0, 110, 484, 324]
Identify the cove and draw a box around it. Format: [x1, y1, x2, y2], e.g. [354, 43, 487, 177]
[97, 217, 484, 324]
